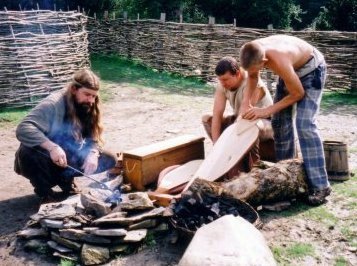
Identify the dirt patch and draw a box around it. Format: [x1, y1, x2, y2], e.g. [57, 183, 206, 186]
[0, 83, 356, 265]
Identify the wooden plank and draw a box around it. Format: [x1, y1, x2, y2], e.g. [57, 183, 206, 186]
[183, 119, 260, 191]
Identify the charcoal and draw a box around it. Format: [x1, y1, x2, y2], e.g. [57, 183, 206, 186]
[169, 179, 259, 234]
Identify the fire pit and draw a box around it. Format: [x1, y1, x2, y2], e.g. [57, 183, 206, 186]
[168, 179, 260, 236]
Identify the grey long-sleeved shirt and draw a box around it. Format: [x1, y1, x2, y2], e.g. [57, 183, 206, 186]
[16, 89, 68, 147]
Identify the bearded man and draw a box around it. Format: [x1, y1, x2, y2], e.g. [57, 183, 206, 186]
[14, 69, 116, 201]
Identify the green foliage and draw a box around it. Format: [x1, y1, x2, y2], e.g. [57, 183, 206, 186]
[320, 91, 357, 110]
[0, 107, 29, 126]
[272, 242, 315, 263]
[335, 256, 348, 266]
[59, 259, 76, 266]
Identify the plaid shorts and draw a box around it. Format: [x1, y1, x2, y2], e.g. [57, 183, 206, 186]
[271, 63, 329, 190]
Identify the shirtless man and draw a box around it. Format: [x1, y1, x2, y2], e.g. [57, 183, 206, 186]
[239, 35, 331, 205]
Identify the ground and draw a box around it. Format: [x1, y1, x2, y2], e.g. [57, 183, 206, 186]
[0, 82, 356, 265]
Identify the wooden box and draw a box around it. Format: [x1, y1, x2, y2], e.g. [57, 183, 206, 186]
[123, 135, 205, 190]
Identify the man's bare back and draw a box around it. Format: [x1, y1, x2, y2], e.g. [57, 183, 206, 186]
[255, 35, 314, 71]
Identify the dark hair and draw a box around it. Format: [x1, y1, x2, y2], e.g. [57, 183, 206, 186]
[215, 56, 239, 76]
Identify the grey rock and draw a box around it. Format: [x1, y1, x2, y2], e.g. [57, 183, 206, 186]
[151, 223, 169, 233]
[179, 215, 276, 266]
[17, 228, 48, 239]
[51, 232, 82, 251]
[31, 203, 76, 221]
[122, 229, 147, 242]
[40, 219, 64, 229]
[80, 193, 111, 218]
[83, 227, 100, 233]
[53, 251, 79, 262]
[63, 220, 82, 229]
[81, 243, 110, 265]
[110, 244, 129, 254]
[60, 229, 111, 244]
[93, 207, 165, 226]
[47, 240, 72, 253]
[120, 192, 154, 211]
[24, 239, 48, 254]
[128, 219, 157, 230]
[93, 228, 127, 237]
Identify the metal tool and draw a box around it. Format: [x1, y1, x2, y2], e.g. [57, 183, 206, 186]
[34, 148, 121, 205]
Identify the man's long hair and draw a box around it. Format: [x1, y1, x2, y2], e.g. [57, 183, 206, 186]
[65, 69, 104, 147]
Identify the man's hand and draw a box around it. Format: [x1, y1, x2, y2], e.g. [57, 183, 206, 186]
[49, 145, 68, 168]
[82, 151, 99, 175]
[243, 106, 270, 120]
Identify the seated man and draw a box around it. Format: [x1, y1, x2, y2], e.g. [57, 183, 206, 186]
[202, 56, 275, 176]
[14, 69, 117, 201]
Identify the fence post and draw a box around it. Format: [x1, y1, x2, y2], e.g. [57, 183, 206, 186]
[19, 4, 22, 11]
[208, 16, 215, 25]
[77, 6, 80, 13]
[112, 12, 115, 20]
[137, 13, 140, 20]
[123, 11, 128, 21]
[160, 13, 166, 22]
[180, 14, 183, 23]
[36, 2, 40, 10]
[233, 18, 236, 27]
[267, 24, 273, 30]
[104, 10, 109, 20]
[54, 4, 56, 11]
[94, 13, 96, 20]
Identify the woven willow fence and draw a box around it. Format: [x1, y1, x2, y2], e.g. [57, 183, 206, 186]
[0, 10, 89, 108]
[88, 19, 357, 93]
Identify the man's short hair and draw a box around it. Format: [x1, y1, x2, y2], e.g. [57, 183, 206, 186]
[240, 42, 264, 70]
[215, 56, 239, 76]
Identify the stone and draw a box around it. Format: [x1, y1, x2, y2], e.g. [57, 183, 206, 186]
[92, 228, 127, 237]
[110, 244, 129, 254]
[24, 239, 48, 254]
[53, 252, 79, 262]
[179, 215, 276, 266]
[17, 228, 48, 239]
[262, 201, 291, 211]
[63, 220, 82, 229]
[80, 193, 111, 218]
[93, 207, 165, 226]
[120, 192, 154, 211]
[51, 232, 82, 251]
[40, 219, 64, 229]
[151, 223, 169, 233]
[122, 229, 147, 242]
[47, 240, 72, 253]
[31, 203, 76, 221]
[81, 244, 110, 265]
[128, 219, 157, 230]
[83, 227, 100, 233]
[59, 229, 111, 244]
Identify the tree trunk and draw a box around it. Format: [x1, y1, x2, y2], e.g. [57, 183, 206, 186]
[222, 159, 309, 206]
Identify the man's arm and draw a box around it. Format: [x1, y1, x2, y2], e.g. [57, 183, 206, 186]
[243, 61, 305, 119]
[211, 88, 227, 143]
[240, 71, 260, 115]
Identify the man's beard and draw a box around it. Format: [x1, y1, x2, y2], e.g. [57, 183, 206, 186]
[74, 100, 93, 120]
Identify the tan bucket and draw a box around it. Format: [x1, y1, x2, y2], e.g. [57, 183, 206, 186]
[323, 141, 350, 181]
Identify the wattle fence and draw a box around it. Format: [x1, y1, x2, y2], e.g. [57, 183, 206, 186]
[0, 10, 89, 108]
[87, 18, 357, 93]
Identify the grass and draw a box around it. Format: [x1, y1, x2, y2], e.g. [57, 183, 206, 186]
[320, 91, 357, 110]
[91, 54, 213, 97]
[59, 259, 76, 266]
[334, 256, 349, 266]
[272, 242, 315, 264]
[0, 107, 29, 126]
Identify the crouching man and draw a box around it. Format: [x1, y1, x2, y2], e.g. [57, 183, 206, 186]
[202, 56, 275, 176]
[14, 69, 117, 201]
